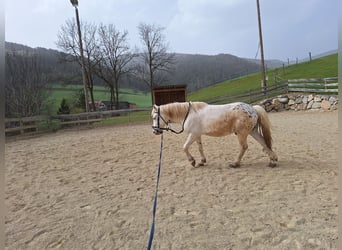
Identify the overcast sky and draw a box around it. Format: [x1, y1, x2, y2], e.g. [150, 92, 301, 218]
[5, 0, 339, 61]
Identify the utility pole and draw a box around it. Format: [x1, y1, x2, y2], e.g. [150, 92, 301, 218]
[256, 0, 266, 94]
[70, 0, 89, 112]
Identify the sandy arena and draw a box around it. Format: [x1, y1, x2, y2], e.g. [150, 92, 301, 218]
[5, 110, 337, 249]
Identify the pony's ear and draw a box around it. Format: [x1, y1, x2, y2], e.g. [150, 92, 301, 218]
[153, 104, 158, 110]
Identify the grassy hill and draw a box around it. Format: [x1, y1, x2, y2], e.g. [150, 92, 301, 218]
[188, 53, 338, 101]
[46, 53, 337, 113]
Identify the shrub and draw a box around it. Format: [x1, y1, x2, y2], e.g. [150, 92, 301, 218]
[57, 98, 70, 114]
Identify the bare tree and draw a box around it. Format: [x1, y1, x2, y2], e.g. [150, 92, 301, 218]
[56, 19, 99, 111]
[95, 23, 136, 109]
[137, 23, 175, 104]
[5, 50, 47, 117]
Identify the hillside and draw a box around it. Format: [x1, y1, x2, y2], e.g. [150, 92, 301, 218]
[5, 42, 85, 85]
[169, 53, 281, 92]
[5, 41, 282, 92]
[188, 53, 338, 101]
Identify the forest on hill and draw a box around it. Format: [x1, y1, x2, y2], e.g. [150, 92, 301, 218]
[5, 41, 283, 93]
[5, 41, 285, 117]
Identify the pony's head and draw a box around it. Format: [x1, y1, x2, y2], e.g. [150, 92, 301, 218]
[151, 104, 169, 135]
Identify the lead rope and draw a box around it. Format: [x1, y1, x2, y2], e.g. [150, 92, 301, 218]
[147, 133, 164, 250]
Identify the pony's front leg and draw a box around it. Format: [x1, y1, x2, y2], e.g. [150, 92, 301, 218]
[196, 137, 206, 166]
[183, 134, 197, 167]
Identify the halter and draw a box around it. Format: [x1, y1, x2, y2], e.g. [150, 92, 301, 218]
[152, 102, 191, 134]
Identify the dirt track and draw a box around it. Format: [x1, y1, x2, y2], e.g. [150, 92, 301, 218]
[5, 110, 337, 249]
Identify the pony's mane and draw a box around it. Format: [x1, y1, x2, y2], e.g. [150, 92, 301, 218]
[161, 102, 207, 121]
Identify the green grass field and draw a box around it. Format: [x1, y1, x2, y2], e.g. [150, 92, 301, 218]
[46, 85, 152, 114]
[188, 53, 338, 101]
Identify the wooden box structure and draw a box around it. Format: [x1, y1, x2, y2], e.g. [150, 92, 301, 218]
[152, 85, 187, 105]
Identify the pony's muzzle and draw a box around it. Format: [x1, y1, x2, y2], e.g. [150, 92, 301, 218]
[152, 127, 163, 135]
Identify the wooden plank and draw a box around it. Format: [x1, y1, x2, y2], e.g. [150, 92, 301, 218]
[5, 125, 38, 133]
[288, 78, 325, 83]
[5, 127, 23, 133]
[60, 118, 103, 125]
[288, 83, 338, 88]
[5, 118, 21, 123]
[326, 83, 339, 87]
[21, 116, 48, 122]
[322, 77, 338, 81]
[288, 88, 338, 93]
[288, 77, 337, 83]
[5, 116, 48, 123]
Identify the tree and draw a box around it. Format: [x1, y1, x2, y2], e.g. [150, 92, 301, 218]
[5, 50, 48, 117]
[72, 89, 86, 111]
[57, 98, 70, 114]
[56, 19, 99, 111]
[95, 23, 136, 109]
[137, 23, 175, 104]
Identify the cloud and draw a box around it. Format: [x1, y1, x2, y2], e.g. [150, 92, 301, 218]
[166, 0, 257, 55]
[169, 0, 248, 36]
[5, 0, 338, 59]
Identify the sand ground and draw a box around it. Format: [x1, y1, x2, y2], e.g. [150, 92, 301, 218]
[5, 110, 338, 249]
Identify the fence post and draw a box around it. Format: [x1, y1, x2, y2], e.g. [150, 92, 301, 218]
[324, 79, 327, 91]
[35, 119, 39, 133]
[20, 119, 24, 134]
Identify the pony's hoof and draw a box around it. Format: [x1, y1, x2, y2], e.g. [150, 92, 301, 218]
[268, 161, 277, 168]
[191, 160, 196, 167]
[229, 163, 240, 168]
[196, 162, 205, 167]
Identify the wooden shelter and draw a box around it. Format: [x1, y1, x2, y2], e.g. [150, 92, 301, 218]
[152, 85, 187, 105]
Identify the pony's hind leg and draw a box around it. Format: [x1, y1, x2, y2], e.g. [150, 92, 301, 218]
[250, 129, 278, 167]
[230, 133, 248, 168]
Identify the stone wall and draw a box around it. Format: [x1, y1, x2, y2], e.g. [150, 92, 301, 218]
[258, 94, 338, 112]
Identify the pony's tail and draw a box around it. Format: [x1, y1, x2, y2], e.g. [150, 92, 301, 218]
[253, 105, 273, 150]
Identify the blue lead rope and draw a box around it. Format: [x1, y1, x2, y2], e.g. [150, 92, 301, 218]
[147, 133, 164, 250]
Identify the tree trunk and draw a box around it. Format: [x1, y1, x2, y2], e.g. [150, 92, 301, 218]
[115, 82, 119, 110]
[111, 86, 115, 110]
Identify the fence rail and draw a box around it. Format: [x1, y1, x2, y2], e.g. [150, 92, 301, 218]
[5, 108, 151, 136]
[287, 77, 338, 93]
[205, 83, 288, 104]
[5, 116, 49, 134]
[204, 77, 338, 104]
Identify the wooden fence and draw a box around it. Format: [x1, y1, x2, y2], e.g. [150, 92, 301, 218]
[204, 82, 288, 104]
[5, 116, 49, 135]
[50, 109, 148, 126]
[204, 77, 338, 104]
[287, 77, 338, 93]
[5, 77, 338, 136]
[5, 108, 151, 136]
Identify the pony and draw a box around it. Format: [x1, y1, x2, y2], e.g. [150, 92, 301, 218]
[151, 101, 278, 168]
